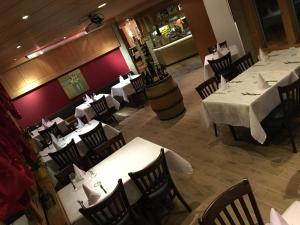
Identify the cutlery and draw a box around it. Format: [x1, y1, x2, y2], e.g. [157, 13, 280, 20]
[284, 61, 300, 64]
[241, 92, 260, 96]
[229, 81, 242, 83]
[266, 80, 277, 82]
[253, 64, 265, 67]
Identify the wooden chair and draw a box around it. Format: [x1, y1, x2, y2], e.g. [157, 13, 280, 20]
[91, 96, 118, 123]
[109, 133, 126, 151]
[265, 78, 300, 153]
[38, 122, 62, 146]
[198, 179, 264, 225]
[79, 179, 138, 225]
[195, 78, 237, 140]
[219, 40, 228, 49]
[129, 149, 191, 224]
[207, 45, 217, 54]
[48, 139, 81, 170]
[208, 52, 235, 81]
[234, 52, 254, 75]
[195, 77, 219, 137]
[79, 123, 113, 164]
[130, 75, 147, 107]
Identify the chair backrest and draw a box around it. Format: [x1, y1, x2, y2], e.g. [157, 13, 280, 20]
[195, 77, 219, 100]
[128, 148, 171, 197]
[278, 78, 300, 117]
[79, 123, 108, 150]
[54, 164, 74, 189]
[90, 97, 109, 116]
[208, 45, 217, 54]
[38, 122, 61, 144]
[199, 179, 264, 225]
[79, 179, 133, 225]
[49, 139, 81, 169]
[130, 75, 145, 93]
[234, 52, 254, 75]
[208, 52, 233, 81]
[109, 133, 126, 151]
[219, 41, 228, 49]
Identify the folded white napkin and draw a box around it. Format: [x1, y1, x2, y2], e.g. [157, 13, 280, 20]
[257, 73, 270, 90]
[119, 76, 125, 82]
[50, 133, 63, 150]
[77, 118, 85, 129]
[92, 93, 97, 101]
[259, 48, 268, 62]
[73, 164, 85, 182]
[85, 94, 92, 103]
[82, 184, 101, 206]
[219, 76, 228, 91]
[42, 118, 48, 128]
[217, 43, 221, 51]
[270, 208, 289, 225]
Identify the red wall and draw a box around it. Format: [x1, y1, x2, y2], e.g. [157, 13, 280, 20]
[13, 48, 129, 128]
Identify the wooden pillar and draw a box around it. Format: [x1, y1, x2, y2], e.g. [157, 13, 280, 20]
[181, 0, 216, 61]
[277, 0, 299, 45]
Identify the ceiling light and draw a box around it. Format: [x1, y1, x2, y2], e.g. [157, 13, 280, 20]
[63, 36, 67, 39]
[16, 45, 21, 49]
[22, 15, 29, 20]
[97, 3, 107, 8]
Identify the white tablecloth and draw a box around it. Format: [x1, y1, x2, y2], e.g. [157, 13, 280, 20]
[204, 45, 240, 80]
[39, 120, 120, 183]
[58, 137, 193, 225]
[31, 117, 69, 141]
[110, 75, 140, 102]
[74, 94, 120, 121]
[202, 48, 300, 144]
[282, 201, 300, 225]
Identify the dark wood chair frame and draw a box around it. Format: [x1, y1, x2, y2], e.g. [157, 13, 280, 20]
[195, 77, 238, 140]
[208, 52, 235, 82]
[234, 52, 254, 75]
[79, 179, 138, 225]
[49, 139, 81, 170]
[198, 179, 264, 225]
[129, 148, 191, 224]
[130, 75, 147, 107]
[38, 122, 62, 146]
[91, 96, 118, 123]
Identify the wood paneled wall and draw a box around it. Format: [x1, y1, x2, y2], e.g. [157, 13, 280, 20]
[0, 26, 120, 99]
[181, 0, 216, 61]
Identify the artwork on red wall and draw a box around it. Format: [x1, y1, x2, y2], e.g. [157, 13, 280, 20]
[13, 48, 129, 128]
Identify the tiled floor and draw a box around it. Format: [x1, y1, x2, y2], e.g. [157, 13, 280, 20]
[49, 56, 300, 225]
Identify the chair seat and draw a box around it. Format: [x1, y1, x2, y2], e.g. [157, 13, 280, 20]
[268, 104, 285, 120]
[282, 201, 300, 225]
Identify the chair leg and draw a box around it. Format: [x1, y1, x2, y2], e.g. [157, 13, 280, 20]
[213, 123, 218, 137]
[111, 114, 118, 123]
[284, 123, 297, 153]
[174, 187, 192, 212]
[228, 125, 238, 141]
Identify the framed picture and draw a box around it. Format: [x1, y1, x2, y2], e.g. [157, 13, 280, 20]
[58, 69, 89, 99]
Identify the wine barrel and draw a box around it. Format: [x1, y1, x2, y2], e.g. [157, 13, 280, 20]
[145, 76, 185, 120]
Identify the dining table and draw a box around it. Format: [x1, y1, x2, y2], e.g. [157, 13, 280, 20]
[39, 120, 120, 183]
[57, 137, 193, 225]
[201, 47, 300, 144]
[74, 94, 120, 121]
[110, 74, 140, 102]
[204, 45, 240, 80]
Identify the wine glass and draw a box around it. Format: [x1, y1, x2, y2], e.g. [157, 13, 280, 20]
[88, 169, 97, 178]
[94, 181, 107, 194]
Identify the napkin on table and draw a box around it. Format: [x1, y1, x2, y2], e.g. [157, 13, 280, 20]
[77, 118, 85, 129]
[269, 208, 289, 225]
[73, 164, 85, 182]
[257, 73, 270, 90]
[82, 184, 101, 206]
[119, 76, 125, 82]
[85, 94, 92, 103]
[41, 118, 48, 128]
[258, 48, 268, 62]
[219, 75, 228, 91]
[50, 133, 63, 150]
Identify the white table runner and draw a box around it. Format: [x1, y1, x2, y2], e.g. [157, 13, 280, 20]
[74, 94, 120, 121]
[202, 48, 300, 144]
[110, 75, 140, 102]
[58, 137, 193, 225]
[204, 45, 240, 80]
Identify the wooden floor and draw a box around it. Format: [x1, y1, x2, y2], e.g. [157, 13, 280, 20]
[48, 56, 300, 225]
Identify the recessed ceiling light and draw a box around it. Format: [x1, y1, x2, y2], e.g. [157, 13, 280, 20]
[16, 45, 21, 49]
[22, 15, 29, 20]
[97, 3, 107, 8]
[63, 36, 67, 39]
